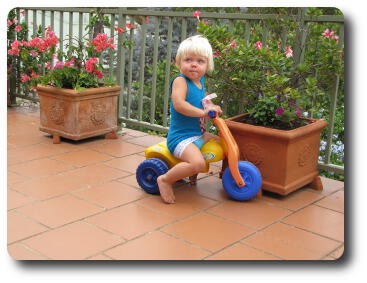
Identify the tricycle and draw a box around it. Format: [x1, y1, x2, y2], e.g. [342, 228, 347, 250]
[136, 110, 262, 201]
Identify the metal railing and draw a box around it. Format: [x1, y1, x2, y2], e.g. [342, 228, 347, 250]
[9, 7, 344, 174]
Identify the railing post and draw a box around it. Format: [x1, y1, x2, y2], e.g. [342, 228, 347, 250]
[324, 74, 340, 165]
[116, 7, 127, 118]
[294, 8, 308, 67]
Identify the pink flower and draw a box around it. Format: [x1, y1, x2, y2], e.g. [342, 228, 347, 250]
[230, 40, 237, 49]
[255, 41, 263, 50]
[202, 20, 209, 25]
[89, 33, 115, 52]
[65, 58, 76, 67]
[295, 107, 302, 118]
[322, 28, 335, 38]
[21, 74, 31, 83]
[7, 19, 12, 27]
[12, 17, 18, 24]
[193, 10, 201, 20]
[15, 25, 22, 33]
[7, 40, 22, 56]
[285, 46, 293, 58]
[114, 27, 125, 34]
[213, 49, 221, 58]
[30, 50, 38, 57]
[53, 60, 65, 69]
[85, 57, 99, 73]
[20, 10, 26, 16]
[332, 35, 340, 43]
[46, 62, 52, 69]
[93, 70, 104, 79]
[126, 24, 135, 29]
[31, 71, 39, 78]
[276, 107, 284, 115]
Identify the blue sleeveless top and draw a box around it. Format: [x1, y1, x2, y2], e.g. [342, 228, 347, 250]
[167, 74, 205, 154]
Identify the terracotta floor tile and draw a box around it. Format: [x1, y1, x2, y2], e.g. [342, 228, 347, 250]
[7, 211, 48, 244]
[190, 175, 229, 201]
[7, 107, 345, 262]
[162, 213, 254, 252]
[283, 205, 344, 242]
[117, 174, 140, 189]
[88, 254, 112, 260]
[260, 188, 324, 211]
[123, 128, 149, 137]
[8, 157, 75, 178]
[103, 154, 146, 173]
[315, 191, 344, 213]
[90, 141, 145, 157]
[7, 133, 49, 148]
[106, 231, 209, 260]
[72, 181, 146, 209]
[305, 176, 344, 196]
[329, 245, 344, 259]
[7, 171, 30, 186]
[61, 164, 130, 186]
[8, 243, 46, 260]
[206, 242, 279, 260]
[7, 143, 70, 165]
[126, 135, 166, 147]
[11, 174, 88, 200]
[17, 195, 103, 228]
[86, 203, 175, 240]
[207, 199, 290, 229]
[52, 149, 113, 167]
[22, 221, 122, 260]
[136, 189, 218, 218]
[242, 222, 340, 260]
[7, 189, 34, 210]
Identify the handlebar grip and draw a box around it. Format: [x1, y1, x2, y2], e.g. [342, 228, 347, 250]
[208, 110, 217, 119]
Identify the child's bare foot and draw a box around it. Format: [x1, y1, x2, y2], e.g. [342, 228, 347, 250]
[157, 175, 175, 204]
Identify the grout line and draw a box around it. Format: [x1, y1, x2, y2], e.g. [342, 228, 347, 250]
[9, 242, 51, 260]
[280, 221, 344, 244]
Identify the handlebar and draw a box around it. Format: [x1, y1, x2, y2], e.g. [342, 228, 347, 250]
[208, 110, 217, 119]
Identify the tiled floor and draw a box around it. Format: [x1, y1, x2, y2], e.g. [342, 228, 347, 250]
[7, 105, 344, 260]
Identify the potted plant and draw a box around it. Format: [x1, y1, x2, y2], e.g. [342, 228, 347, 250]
[7, 8, 133, 143]
[195, 10, 342, 195]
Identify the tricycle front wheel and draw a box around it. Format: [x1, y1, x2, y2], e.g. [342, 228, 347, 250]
[222, 161, 262, 201]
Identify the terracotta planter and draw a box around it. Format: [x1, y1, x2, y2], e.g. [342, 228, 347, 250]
[224, 113, 328, 195]
[36, 85, 121, 143]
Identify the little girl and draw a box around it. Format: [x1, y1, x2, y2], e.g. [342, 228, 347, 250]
[157, 35, 222, 204]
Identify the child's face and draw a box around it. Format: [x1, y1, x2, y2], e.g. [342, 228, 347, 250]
[178, 53, 208, 82]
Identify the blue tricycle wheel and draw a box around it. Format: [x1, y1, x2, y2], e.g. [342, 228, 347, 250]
[222, 161, 262, 201]
[136, 158, 169, 194]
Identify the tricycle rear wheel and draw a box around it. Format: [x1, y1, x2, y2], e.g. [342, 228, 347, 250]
[136, 158, 169, 194]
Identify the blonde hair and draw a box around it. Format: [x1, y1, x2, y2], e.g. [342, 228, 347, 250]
[175, 35, 214, 73]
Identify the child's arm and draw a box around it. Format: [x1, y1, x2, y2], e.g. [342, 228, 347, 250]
[171, 77, 207, 117]
[203, 93, 223, 115]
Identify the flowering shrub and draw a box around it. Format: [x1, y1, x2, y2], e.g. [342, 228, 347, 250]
[194, 11, 341, 129]
[7, 8, 133, 91]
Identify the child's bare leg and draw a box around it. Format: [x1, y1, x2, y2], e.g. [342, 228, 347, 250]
[202, 132, 220, 143]
[157, 143, 205, 204]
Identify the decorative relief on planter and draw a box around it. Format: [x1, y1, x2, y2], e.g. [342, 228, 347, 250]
[298, 144, 312, 167]
[90, 102, 107, 126]
[242, 143, 264, 166]
[48, 102, 65, 125]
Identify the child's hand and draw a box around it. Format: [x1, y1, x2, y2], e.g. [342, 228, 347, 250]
[204, 105, 222, 117]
